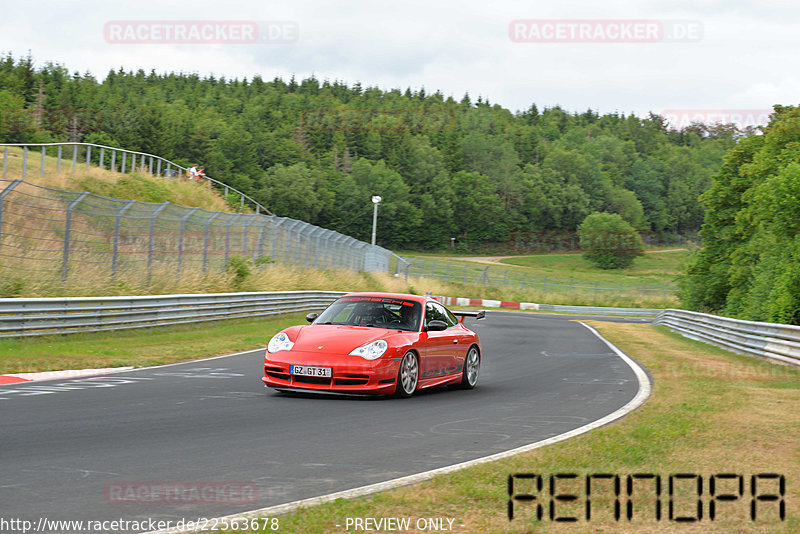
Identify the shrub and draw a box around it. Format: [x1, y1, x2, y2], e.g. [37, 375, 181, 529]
[578, 212, 644, 269]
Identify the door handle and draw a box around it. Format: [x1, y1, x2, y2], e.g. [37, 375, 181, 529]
[452, 340, 459, 344]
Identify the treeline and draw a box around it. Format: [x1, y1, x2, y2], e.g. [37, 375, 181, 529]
[1, 53, 738, 249]
[681, 106, 800, 324]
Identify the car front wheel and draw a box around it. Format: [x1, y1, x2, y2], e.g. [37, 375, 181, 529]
[460, 347, 480, 389]
[396, 351, 419, 397]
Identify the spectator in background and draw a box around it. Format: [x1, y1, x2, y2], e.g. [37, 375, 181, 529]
[197, 166, 206, 183]
[186, 164, 199, 181]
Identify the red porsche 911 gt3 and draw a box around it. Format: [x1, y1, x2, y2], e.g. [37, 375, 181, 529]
[262, 292, 484, 397]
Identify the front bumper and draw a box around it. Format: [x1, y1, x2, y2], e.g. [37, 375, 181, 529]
[262, 351, 399, 395]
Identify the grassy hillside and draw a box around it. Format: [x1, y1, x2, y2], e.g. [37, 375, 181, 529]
[2, 146, 233, 211]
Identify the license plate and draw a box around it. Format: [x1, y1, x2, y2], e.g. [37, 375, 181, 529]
[290, 365, 332, 377]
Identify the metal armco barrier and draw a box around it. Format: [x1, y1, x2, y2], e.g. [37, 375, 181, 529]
[538, 304, 661, 316]
[0, 291, 345, 337]
[654, 309, 800, 366]
[433, 295, 660, 317]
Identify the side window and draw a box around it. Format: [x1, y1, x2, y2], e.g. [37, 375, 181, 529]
[443, 307, 458, 327]
[426, 302, 453, 328]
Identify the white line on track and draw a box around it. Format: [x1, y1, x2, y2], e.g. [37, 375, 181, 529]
[0, 348, 265, 388]
[145, 321, 652, 534]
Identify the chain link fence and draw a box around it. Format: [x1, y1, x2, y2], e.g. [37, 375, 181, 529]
[0, 179, 403, 282]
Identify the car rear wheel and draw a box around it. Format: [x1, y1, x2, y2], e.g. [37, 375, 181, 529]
[396, 351, 419, 397]
[460, 347, 480, 389]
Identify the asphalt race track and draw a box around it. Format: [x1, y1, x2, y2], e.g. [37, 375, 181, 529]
[0, 312, 646, 531]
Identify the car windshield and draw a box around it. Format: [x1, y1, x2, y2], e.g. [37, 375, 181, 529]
[314, 296, 422, 331]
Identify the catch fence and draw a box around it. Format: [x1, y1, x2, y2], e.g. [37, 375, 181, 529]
[0, 178, 400, 282]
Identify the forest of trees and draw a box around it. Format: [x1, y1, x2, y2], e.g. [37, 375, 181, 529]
[681, 105, 800, 324]
[1, 53, 742, 250]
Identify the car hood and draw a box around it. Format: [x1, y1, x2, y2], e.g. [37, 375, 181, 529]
[290, 324, 401, 354]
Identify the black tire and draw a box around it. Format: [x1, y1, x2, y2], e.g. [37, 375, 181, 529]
[460, 346, 480, 389]
[395, 351, 419, 398]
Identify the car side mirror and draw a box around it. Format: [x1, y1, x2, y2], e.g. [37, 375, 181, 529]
[306, 313, 319, 323]
[426, 320, 448, 331]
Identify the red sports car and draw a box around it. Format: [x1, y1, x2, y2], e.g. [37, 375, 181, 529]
[262, 292, 484, 397]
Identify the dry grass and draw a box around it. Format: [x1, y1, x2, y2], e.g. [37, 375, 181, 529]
[2, 146, 231, 211]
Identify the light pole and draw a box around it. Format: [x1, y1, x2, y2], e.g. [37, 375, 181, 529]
[371, 195, 381, 245]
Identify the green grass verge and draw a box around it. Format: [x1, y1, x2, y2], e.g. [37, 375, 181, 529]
[499, 249, 689, 286]
[0, 313, 306, 374]
[403, 249, 689, 288]
[219, 321, 799, 533]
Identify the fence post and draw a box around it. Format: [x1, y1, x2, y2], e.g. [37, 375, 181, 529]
[242, 214, 258, 257]
[131, 153, 136, 174]
[283, 220, 301, 264]
[202, 212, 221, 273]
[22, 146, 27, 178]
[224, 213, 242, 267]
[156, 158, 161, 177]
[62, 192, 90, 281]
[0, 180, 23, 256]
[99, 147, 104, 170]
[110, 150, 116, 172]
[72, 144, 78, 173]
[86, 145, 91, 171]
[57, 145, 62, 173]
[177, 207, 199, 274]
[149, 156, 154, 175]
[482, 266, 489, 286]
[40, 146, 45, 176]
[2, 146, 7, 178]
[111, 199, 137, 281]
[121, 152, 126, 174]
[254, 217, 269, 261]
[271, 217, 285, 263]
[147, 202, 170, 284]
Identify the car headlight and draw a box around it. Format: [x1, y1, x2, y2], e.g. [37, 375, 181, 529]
[267, 332, 294, 353]
[349, 340, 388, 360]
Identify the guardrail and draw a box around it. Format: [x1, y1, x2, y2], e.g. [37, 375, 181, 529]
[538, 304, 660, 316]
[433, 295, 660, 317]
[654, 309, 800, 366]
[0, 142, 271, 215]
[0, 291, 346, 337]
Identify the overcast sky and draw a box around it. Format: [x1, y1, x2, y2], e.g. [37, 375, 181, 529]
[3, 0, 798, 126]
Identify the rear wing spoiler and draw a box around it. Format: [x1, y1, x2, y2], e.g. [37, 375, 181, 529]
[453, 310, 486, 322]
